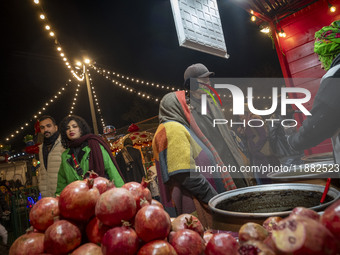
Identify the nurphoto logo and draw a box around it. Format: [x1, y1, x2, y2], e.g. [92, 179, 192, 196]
[196, 79, 313, 129]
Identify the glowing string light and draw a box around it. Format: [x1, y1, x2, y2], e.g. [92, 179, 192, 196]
[1, 80, 71, 143]
[92, 65, 178, 92]
[69, 84, 81, 115]
[31, 0, 84, 82]
[92, 68, 161, 103]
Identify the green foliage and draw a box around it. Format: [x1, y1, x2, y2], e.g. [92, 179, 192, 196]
[23, 135, 34, 143]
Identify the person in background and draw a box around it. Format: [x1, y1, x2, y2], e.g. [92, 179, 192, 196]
[146, 164, 160, 201]
[116, 138, 146, 183]
[38, 115, 64, 197]
[268, 105, 303, 166]
[288, 20, 340, 187]
[152, 63, 254, 227]
[56, 115, 124, 195]
[240, 106, 280, 184]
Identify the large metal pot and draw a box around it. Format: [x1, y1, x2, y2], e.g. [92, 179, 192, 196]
[208, 183, 340, 232]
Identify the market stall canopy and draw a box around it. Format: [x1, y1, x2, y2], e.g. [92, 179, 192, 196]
[229, 0, 319, 22]
[111, 131, 154, 153]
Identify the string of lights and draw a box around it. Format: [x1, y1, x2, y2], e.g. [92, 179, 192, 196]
[87, 71, 106, 128]
[92, 65, 277, 113]
[91, 66, 162, 103]
[91, 65, 178, 93]
[92, 64, 277, 99]
[1, 81, 71, 143]
[69, 83, 81, 116]
[32, 0, 84, 81]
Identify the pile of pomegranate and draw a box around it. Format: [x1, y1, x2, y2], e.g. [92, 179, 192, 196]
[8, 174, 340, 254]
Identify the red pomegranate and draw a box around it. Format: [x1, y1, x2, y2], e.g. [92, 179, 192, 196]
[203, 230, 214, 244]
[272, 215, 338, 254]
[122, 179, 152, 210]
[134, 205, 171, 242]
[9, 232, 45, 255]
[171, 214, 204, 237]
[170, 229, 205, 255]
[71, 243, 102, 255]
[59, 179, 100, 221]
[101, 226, 139, 255]
[290, 207, 320, 221]
[151, 199, 164, 209]
[239, 240, 275, 255]
[205, 233, 239, 255]
[44, 220, 82, 254]
[262, 216, 282, 233]
[29, 197, 59, 232]
[86, 216, 110, 244]
[95, 187, 136, 226]
[321, 200, 340, 243]
[138, 240, 177, 255]
[88, 171, 115, 194]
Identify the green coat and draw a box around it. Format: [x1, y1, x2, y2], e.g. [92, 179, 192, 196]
[56, 144, 124, 195]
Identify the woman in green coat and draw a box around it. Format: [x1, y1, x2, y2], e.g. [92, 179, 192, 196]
[56, 115, 124, 195]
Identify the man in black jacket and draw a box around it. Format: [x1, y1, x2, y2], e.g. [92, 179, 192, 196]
[116, 138, 146, 183]
[288, 20, 340, 168]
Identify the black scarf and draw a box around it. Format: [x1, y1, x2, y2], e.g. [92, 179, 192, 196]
[42, 131, 59, 169]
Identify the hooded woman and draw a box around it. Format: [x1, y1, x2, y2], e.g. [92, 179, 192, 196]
[152, 63, 254, 227]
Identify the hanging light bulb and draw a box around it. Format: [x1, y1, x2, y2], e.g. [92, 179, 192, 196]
[329, 3, 336, 12]
[260, 27, 270, 34]
[278, 28, 286, 37]
[251, 15, 256, 22]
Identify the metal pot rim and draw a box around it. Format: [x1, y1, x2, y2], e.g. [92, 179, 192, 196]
[208, 183, 340, 218]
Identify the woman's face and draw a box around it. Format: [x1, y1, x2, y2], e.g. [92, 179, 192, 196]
[66, 120, 81, 140]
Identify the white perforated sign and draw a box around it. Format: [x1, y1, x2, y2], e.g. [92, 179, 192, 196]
[170, 0, 229, 58]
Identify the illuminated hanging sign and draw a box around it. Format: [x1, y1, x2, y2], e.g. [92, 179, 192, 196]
[170, 0, 229, 59]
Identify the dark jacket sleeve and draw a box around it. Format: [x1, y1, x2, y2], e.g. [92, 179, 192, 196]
[135, 149, 146, 179]
[248, 125, 268, 155]
[115, 152, 124, 169]
[172, 171, 217, 204]
[288, 73, 340, 151]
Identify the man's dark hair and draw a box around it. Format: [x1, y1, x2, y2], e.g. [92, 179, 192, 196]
[59, 115, 91, 148]
[39, 115, 57, 125]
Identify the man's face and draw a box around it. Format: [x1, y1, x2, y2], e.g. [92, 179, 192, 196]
[40, 118, 58, 138]
[190, 77, 211, 99]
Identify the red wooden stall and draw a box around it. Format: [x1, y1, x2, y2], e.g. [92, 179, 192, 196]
[230, 0, 340, 155]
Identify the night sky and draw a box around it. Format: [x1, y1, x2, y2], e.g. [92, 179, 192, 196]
[1, 0, 282, 151]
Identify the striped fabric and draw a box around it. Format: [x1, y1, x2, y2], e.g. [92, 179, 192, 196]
[175, 91, 237, 190]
